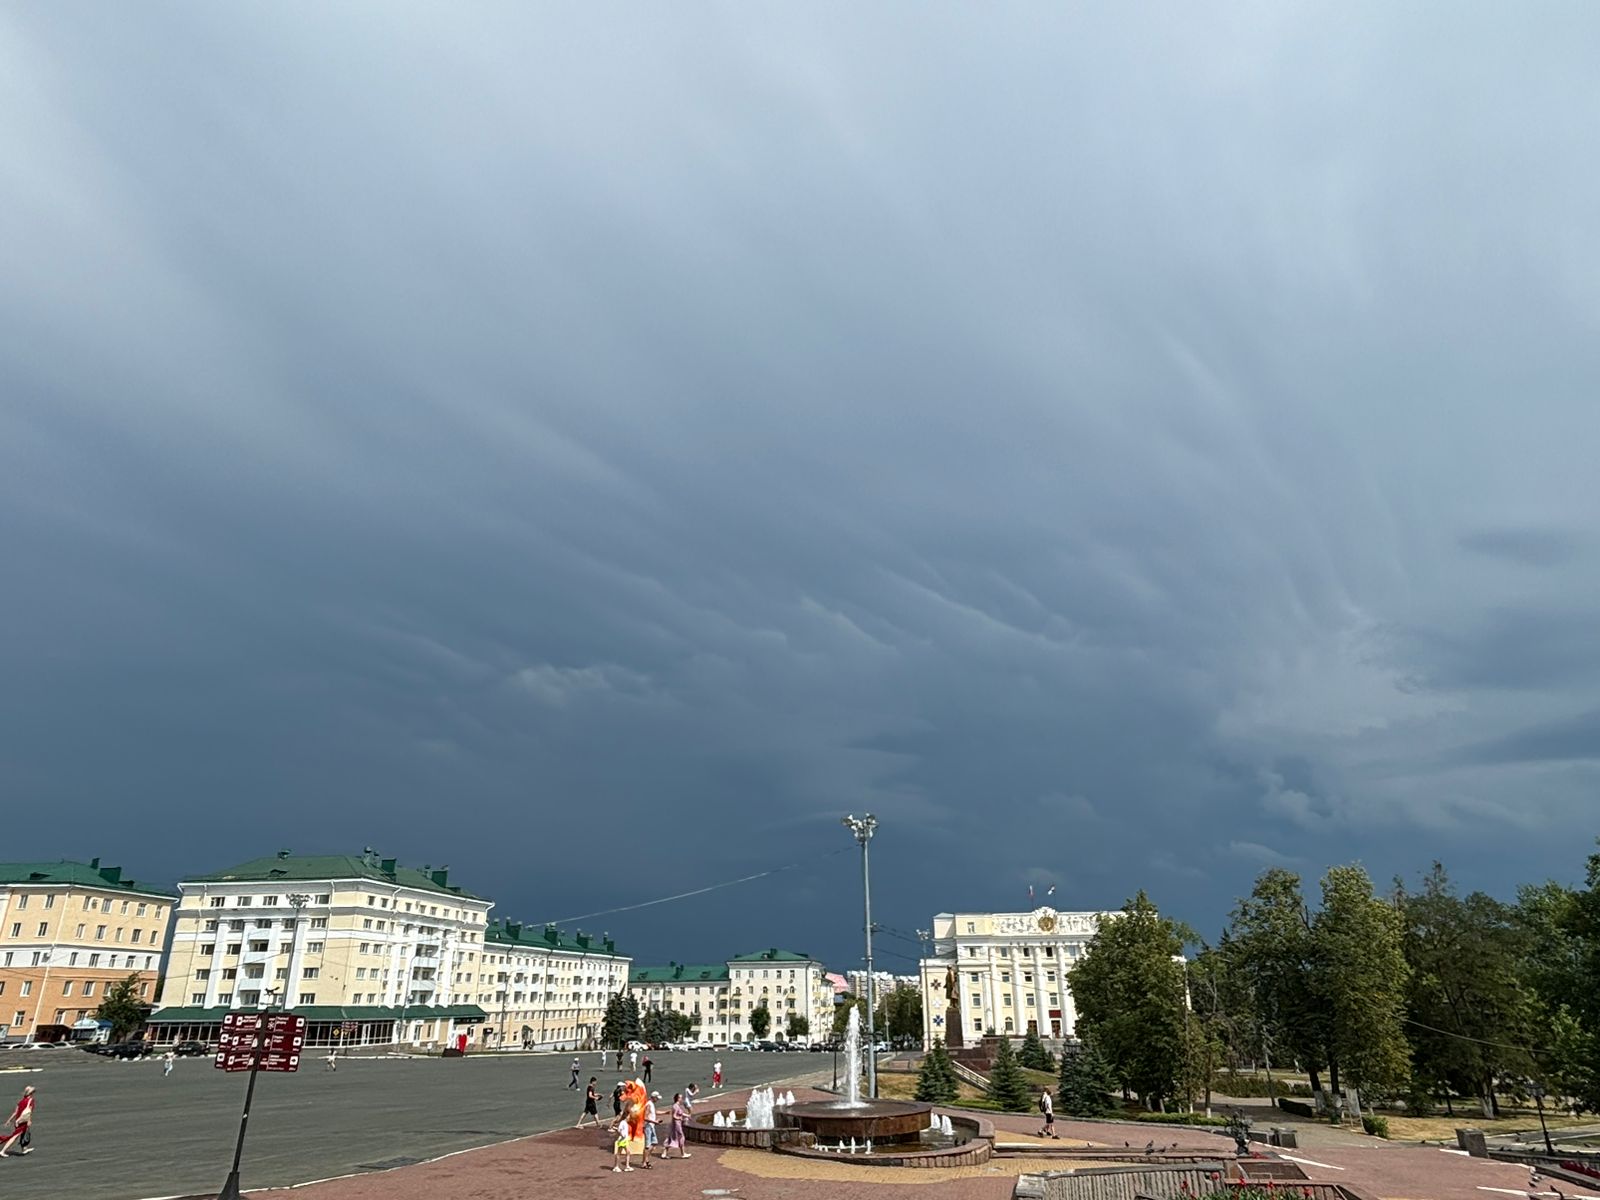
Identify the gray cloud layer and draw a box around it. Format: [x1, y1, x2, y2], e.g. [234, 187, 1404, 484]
[4, 3, 1600, 963]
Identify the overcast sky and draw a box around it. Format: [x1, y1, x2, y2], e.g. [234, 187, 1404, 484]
[4, 4, 1599, 971]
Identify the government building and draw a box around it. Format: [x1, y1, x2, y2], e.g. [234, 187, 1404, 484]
[629, 948, 834, 1045]
[0, 859, 175, 1044]
[917, 907, 1116, 1045]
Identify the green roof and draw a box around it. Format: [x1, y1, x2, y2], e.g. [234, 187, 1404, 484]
[630, 963, 729, 984]
[485, 920, 624, 959]
[148, 1003, 487, 1023]
[184, 854, 486, 901]
[728, 948, 818, 964]
[0, 859, 174, 898]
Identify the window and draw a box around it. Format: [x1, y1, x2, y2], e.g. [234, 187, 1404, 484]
[248, 940, 268, 953]
[261, 896, 279, 906]
[228, 920, 245, 932]
[363, 918, 373, 930]
[136, 903, 147, 916]
[218, 992, 233, 1004]
[69, 952, 78, 966]
[191, 992, 207, 1004]
[36, 922, 47, 937]
[281, 919, 294, 930]
[356, 968, 367, 980]
[1025, 994, 1034, 1006]
[20, 982, 31, 997]
[120, 901, 130, 915]
[367, 896, 376, 907]
[200, 943, 215, 957]
[302, 967, 319, 979]
[196, 969, 211, 981]
[300, 993, 316, 1004]
[971, 993, 981, 1007]
[96, 925, 107, 940]
[307, 942, 324, 954]
[115, 927, 124, 942]
[62, 980, 73, 996]
[88, 952, 100, 966]
[240, 990, 261, 1006]
[1000, 972, 1011, 984]
[76, 923, 86, 938]
[226, 943, 241, 956]
[310, 918, 326, 929]
[1002, 993, 1012, 1006]
[13, 896, 25, 911]
[132, 929, 143, 943]
[82, 981, 95, 996]
[315, 894, 330, 904]
[1049, 992, 1059, 1005]
[245, 965, 264, 979]
[7, 923, 18, 937]
[237, 896, 253, 907]
[222, 968, 237, 979]
[359, 942, 370, 954]
[45, 895, 55, 910]
[209, 897, 226, 908]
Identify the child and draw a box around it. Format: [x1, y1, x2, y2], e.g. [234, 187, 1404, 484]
[611, 1102, 635, 1172]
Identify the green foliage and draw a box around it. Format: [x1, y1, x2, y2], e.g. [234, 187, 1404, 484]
[879, 985, 924, 1047]
[1057, 1038, 1115, 1116]
[786, 1013, 810, 1040]
[622, 992, 642, 1041]
[95, 974, 147, 1042]
[1361, 1113, 1390, 1138]
[1316, 865, 1412, 1097]
[1018, 1028, 1055, 1071]
[833, 995, 867, 1037]
[985, 1036, 1035, 1112]
[1224, 869, 1323, 1086]
[916, 1038, 960, 1104]
[1131, 1110, 1229, 1126]
[749, 1003, 772, 1039]
[642, 1007, 670, 1046]
[1068, 891, 1189, 1109]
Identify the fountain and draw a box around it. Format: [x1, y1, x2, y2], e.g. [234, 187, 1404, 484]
[778, 1007, 936, 1149]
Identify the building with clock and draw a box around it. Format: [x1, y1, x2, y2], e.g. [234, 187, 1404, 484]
[917, 907, 1117, 1046]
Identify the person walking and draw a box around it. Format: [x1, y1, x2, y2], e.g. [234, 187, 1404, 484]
[640, 1092, 660, 1166]
[682, 1081, 700, 1114]
[611, 1080, 625, 1122]
[665, 1092, 692, 1159]
[0, 1086, 35, 1157]
[576, 1078, 603, 1128]
[1037, 1087, 1057, 1138]
[568, 1057, 582, 1089]
[163, 1050, 176, 1077]
[628, 1048, 638, 1074]
[325, 1049, 338, 1072]
[712, 1059, 723, 1089]
[611, 1097, 635, 1173]
[615, 1047, 624, 1071]
[641, 1054, 653, 1085]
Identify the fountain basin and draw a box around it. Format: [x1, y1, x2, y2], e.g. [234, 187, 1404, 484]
[774, 1111, 995, 1168]
[778, 1099, 933, 1145]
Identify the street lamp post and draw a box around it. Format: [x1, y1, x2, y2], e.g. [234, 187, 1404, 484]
[1530, 1081, 1555, 1157]
[285, 894, 309, 1009]
[842, 813, 878, 1100]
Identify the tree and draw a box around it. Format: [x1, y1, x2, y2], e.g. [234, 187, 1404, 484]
[916, 1038, 960, 1103]
[985, 1035, 1034, 1112]
[1225, 869, 1324, 1091]
[666, 1010, 694, 1041]
[786, 1013, 811, 1041]
[1057, 1037, 1115, 1116]
[96, 974, 146, 1042]
[833, 994, 867, 1038]
[1019, 1027, 1055, 1071]
[1400, 863, 1537, 1116]
[879, 985, 925, 1048]
[1517, 855, 1600, 1111]
[601, 993, 628, 1048]
[1314, 865, 1411, 1104]
[642, 1007, 671, 1047]
[750, 1004, 772, 1039]
[1068, 891, 1188, 1110]
[621, 992, 642, 1043]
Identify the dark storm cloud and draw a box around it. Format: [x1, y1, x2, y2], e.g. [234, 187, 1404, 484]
[4, 3, 1600, 963]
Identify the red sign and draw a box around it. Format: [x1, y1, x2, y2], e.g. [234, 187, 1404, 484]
[215, 1050, 301, 1073]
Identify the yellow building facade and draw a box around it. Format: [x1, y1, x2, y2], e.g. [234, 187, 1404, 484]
[0, 859, 175, 1043]
[478, 920, 630, 1050]
[630, 948, 834, 1045]
[150, 851, 492, 1048]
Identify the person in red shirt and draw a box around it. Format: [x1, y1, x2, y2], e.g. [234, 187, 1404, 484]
[0, 1085, 35, 1157]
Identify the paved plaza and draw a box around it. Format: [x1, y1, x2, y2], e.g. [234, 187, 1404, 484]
[0, 1051, 1584, 1200]
[0, 1047, 819, 1200]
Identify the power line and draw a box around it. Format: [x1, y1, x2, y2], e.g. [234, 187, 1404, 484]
[1401, 1016, 1550, 1057]
[536, 845, 851, 928]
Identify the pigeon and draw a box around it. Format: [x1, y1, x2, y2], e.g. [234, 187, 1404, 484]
[1144, 1139, 1155, 1154]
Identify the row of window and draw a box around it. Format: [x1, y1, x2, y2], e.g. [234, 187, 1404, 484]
[959, 944, 1083, 959]
[11, 894, 163, 917]
[201, 894, 482, 924]
[6, 921, 160, 944]
[0, 978, 105, 998]
[1, 950, 153, 971]
[970, 991, 1060, 1009]
[187, 990, 320, 1006]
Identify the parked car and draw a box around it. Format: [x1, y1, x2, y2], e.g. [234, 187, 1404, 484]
[103, 1041, 150, 1059]
[730, 1042, 752, 1051]
[173, 1040, 210, 1057]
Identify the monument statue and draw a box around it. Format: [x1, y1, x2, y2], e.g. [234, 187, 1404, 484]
[944, 964, 964, 1049]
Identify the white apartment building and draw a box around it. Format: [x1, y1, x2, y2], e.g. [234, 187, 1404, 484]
[149, 851, 492, 1048]
[917, 907, 1117, 1045]
[479, 919, 630, 1051]
[630, 948, 833, 1045]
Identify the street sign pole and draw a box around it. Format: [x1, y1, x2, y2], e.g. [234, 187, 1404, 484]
[216, 1020, 265, 1200]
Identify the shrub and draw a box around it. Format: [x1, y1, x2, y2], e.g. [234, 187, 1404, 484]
[915, 1039, 959, 1105]
[985, 1037, 1035, 1112]
[1133, 1110, 1229, 1127]
[1362, 1114, 1390, 1139]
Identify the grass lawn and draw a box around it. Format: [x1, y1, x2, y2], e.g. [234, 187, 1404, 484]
[1379, 1109, 1596, 1142]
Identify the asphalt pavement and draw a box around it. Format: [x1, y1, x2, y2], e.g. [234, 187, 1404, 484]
[0, 1046, 829, 1200]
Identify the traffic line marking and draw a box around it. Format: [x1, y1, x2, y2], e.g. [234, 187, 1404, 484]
[1280, 1152, 1345, 1170]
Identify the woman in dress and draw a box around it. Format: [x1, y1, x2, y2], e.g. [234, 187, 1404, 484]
[664, 1091, 692, 1159]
